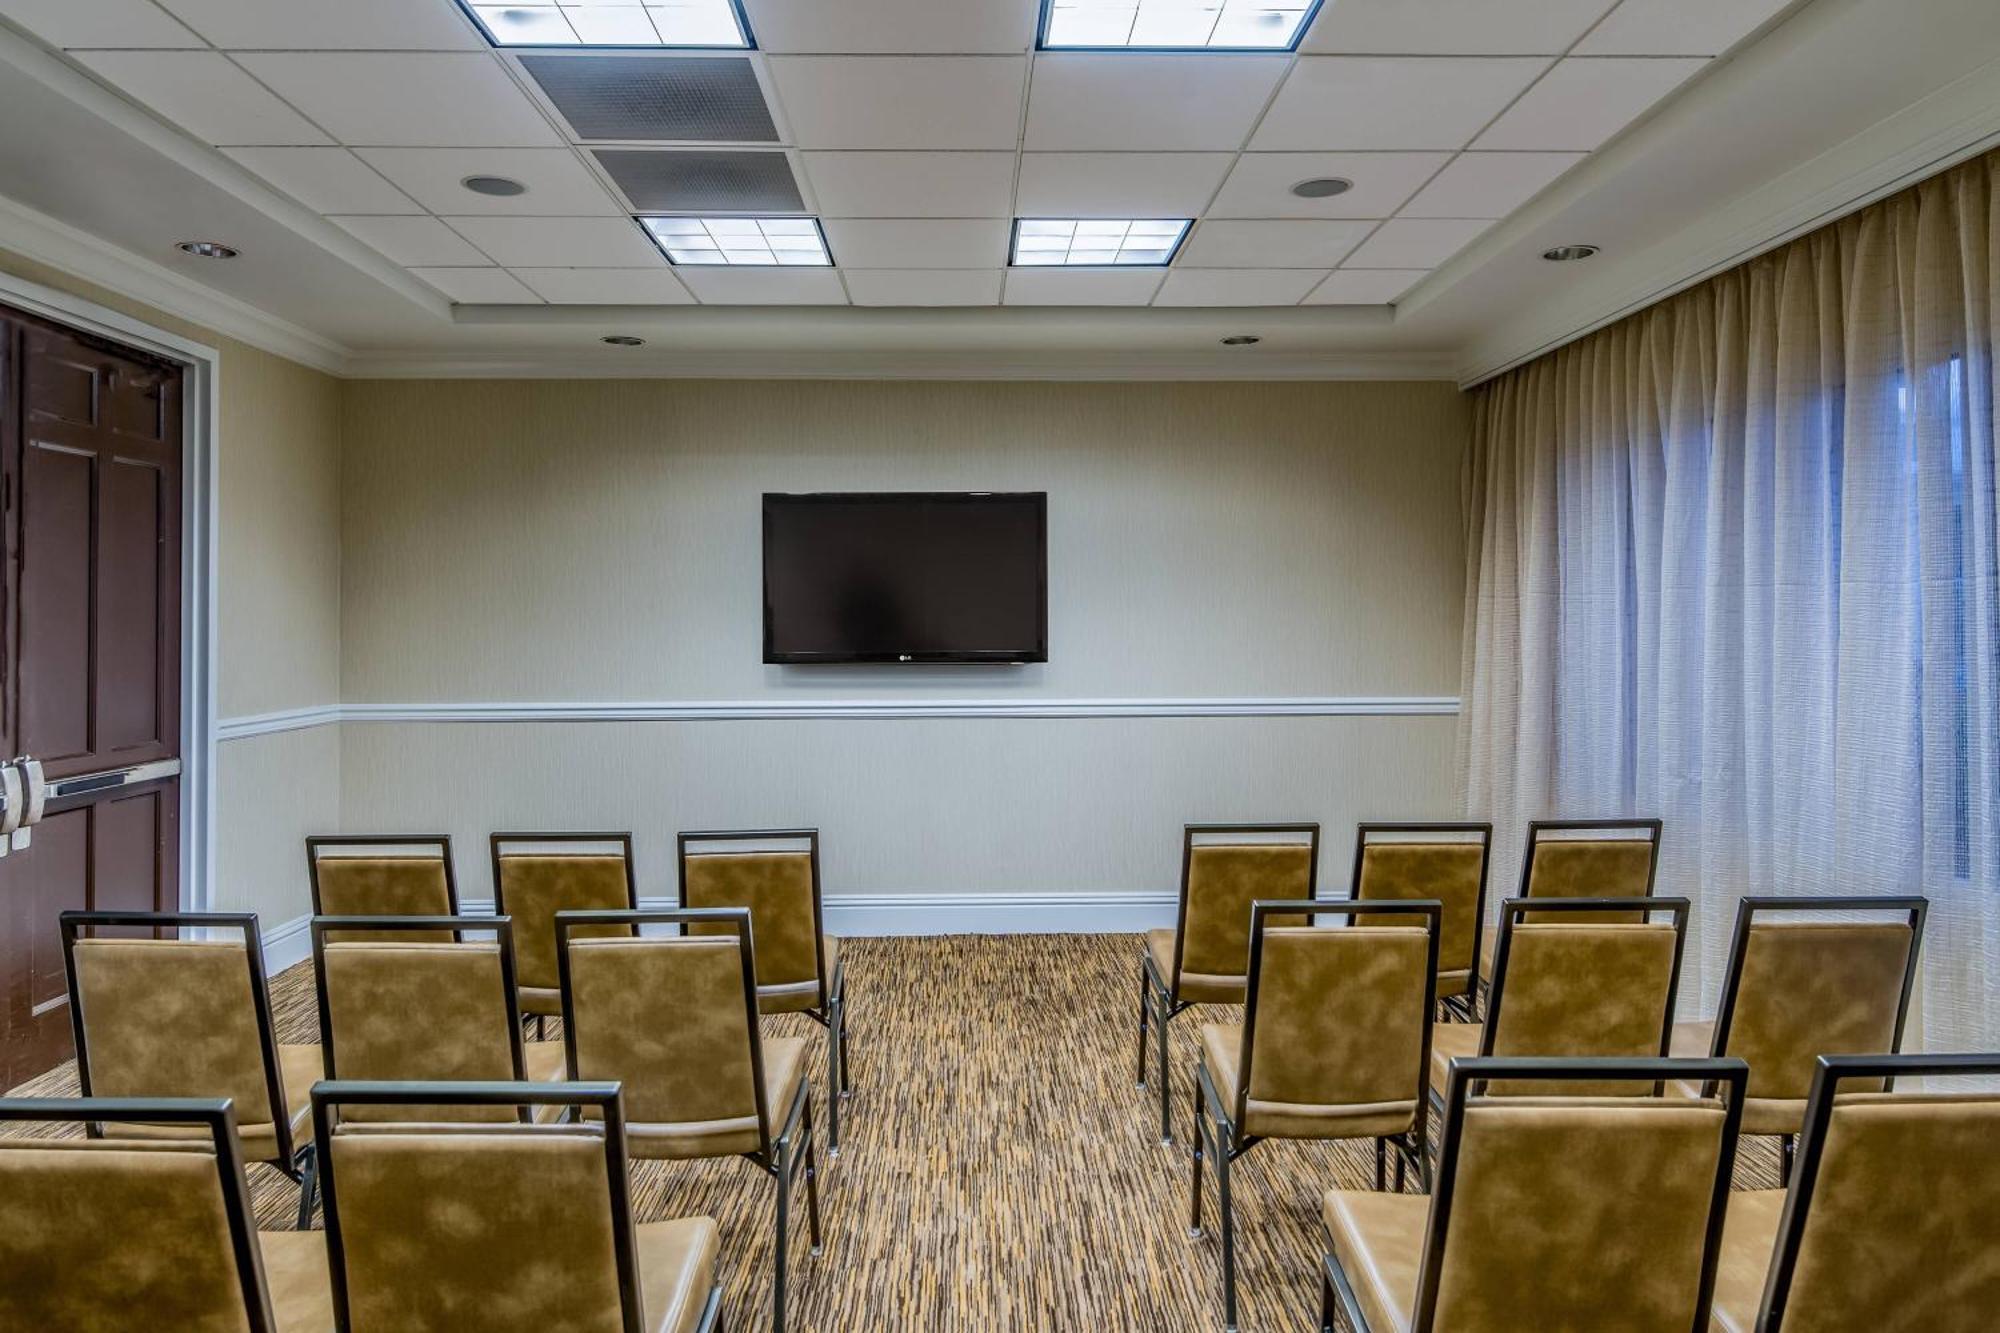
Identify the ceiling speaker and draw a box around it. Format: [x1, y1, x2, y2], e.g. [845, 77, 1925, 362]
[521, 55, 777, 142]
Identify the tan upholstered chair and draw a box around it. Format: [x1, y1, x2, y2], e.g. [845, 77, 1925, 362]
[1192, 899, 1441, 1332]
[1670, 895, 1927, 1183]
[1707, 1053, 2000, 1333]
[1483, 818, 1663, 979]
[1139, 822, 1320, 1145]
[1428, 896, 1690, 1104]
[0, 1097, 334, 1332]
[558, 907, 823, 1333]
[311, 915, 570, 1121]
[61, 910, 324, 1228]
[1349, 822, 1492, 1020]
[490, 831, 639, 1035]
[312, 1080, 723, 1333]
[306, 835, 458, 941]
[1319, 1055, 1749, 1333]
[679, 828, 852, 1154]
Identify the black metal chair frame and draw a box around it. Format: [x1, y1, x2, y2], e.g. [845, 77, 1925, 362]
[59, 910, 320, 1229]
[305, 834, 460, 922]
[1320, 1055, 1749, 1333]
[1348, 821, 1492, 1021]
[1697, 894, 1928, 1185]
[557, 908, 822, 1333]
[310, 1080, 724, 1333]
[677, 827, 852, 1155]
[1192, 898, 1442, 1333]
[1139, 821, 1322, 1146]
[0, 1095, 276, 1332]
[489, 830, 639, 1040]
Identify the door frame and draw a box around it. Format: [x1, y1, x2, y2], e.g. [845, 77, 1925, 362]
[0, 267, 219, 913]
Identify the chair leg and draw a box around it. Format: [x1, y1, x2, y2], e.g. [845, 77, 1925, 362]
[293, 1145, 319, 1230]
[1217, 1137, 1239, 1333]
[1156, 990, 1174, 1146]
[1780, 1134, 1795, 1187]
[1394, 1142, 1407, 1194]
[1373, 1138, 1385, 1191]
[802, 1094, 824, 1257]
[771, 1153, 790, 1333]
[835, 984, 852, 1098]
[1136, 960, 1151, 1089]
[1188, 1076, 1205, 1239]
[824, 1008, 843, 1160]
[1320, 1263, 1338, 1333]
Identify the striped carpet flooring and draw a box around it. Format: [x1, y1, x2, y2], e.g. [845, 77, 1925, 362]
[9, 933, 1780, 1331]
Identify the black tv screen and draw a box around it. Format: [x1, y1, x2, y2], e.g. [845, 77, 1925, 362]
[763, 492, 1047, 664]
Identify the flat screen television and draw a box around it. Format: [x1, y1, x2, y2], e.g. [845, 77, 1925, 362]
[763, 492, 1048, 664]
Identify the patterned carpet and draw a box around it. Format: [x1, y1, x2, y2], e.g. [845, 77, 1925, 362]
[7, 933, 1780, 1331]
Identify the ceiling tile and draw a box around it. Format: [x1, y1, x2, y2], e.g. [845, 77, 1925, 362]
[74, 52, 333, 146]
[743, 0, 1038, 53]
[768, 57, 1026, 150]
[510, 268, 697, 304]
[357, 148, 621, 216]
[1304, 269, 1429, 304]
[409, 267, 542, 304]
[155, 0, 485, 50]
[1252, 57, 1549, 151]
[1179, 220, 1372, 268]
[1343, 218, 1492, 268]
[822, 220, 1009, 269]
[1154, 269, 1325, 306]
[1473, 56, 1706, 151]
[1003, 269, 1164, 306]
[1208, 152, 1450, 219]
[1576, 0, 1794, 56]
[222, 148, 422, 214]
[1399, 151, 1585, 217]
[0, 0, 202, 48]
[332, 216, 491, 266]
[677, 268, 849, 304]
[843, 270, 1004, 306]
[1301, 0, 1613, 55]
[1026, 54, 1289, 152]
[443, 217, 665, 268]
[234, 53, 563, 148]
[1015, 153, 1233, 217]
[802, 152, 1017, 217]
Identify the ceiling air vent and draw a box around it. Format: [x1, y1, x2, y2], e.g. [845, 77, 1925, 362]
[594, 149, 805, 213]
[520, 55, 778, 142]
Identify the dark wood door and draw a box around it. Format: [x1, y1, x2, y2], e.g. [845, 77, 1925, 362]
[0, 304, 183, 1090]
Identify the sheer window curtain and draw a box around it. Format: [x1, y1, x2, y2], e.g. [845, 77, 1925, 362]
[1459, 151, 1999, 1048]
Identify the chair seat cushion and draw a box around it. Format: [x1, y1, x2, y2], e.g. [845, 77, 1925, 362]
[1323, 1188, 1428, 1333]
[1665, 1079, 1805, 1137]
[1145, 929, 1245, 1005]
[1670, 1019, 1715, 1057]
[626, 1037, 812, 1161]
[1707, 1189, 1786, 1333]
[1427, 1022, 1484, 1094]
[523, 1040, 568, 1082]
[518, 985, 564, 1017]
[757, 936, 841, 1015]
[1201, 1024, 1414, 1140]
[260, 1228, 335, 1332]
[638, 1216, 720, 1333]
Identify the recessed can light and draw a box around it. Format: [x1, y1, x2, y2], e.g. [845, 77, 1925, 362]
[462, 174, 528, 198]
[601, 335, 646, 347]
[1290, 177, 1353, 199]
[1542, 243, 1600, 262]
[177, 241, 238, 259]
[1221, 334, 1262, 347]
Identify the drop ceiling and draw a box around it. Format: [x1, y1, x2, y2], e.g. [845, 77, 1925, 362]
[0, 0, 1997, 380]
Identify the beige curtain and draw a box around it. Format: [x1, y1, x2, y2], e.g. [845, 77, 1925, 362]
[1461, 149, 2000, 1049]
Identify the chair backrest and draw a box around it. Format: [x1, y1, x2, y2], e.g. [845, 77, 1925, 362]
[1758, 1054, 2000, 1331]
[1518, 819, 1662, 921]
[1415, 1056, 1747, 1333]
[0, 1097, 276, 1332]
[306, 836, 458, 943]
[1172, 823, 1319, 984]
[1350, 822, 1492, 996]
[678, 828, 827, 1001]
[1706, 897, 1927, 1103]
[313, 1081, 644, 1333]
[61, 912, 293, 1161]
[490, 833, 638, 992]
[1482, 897, 1690, 1096]
[1237, 899, 1440, 1133]
[312, 916, 529, 1123]
[557, 909, 769, 1154]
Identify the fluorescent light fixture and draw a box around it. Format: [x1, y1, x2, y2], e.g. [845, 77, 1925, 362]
[463, 1, 750, 48]
[1039, 0, 1322, 50]
[1009, 219, 1190, 267]
[643, 216, 832, 266]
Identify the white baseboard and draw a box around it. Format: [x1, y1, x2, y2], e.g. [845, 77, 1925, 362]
[428, 892, 1178, 938]
[260, 913, 314, 974]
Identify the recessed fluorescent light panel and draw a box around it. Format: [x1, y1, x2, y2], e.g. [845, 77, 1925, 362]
[643, 216, 832, 266]
[1010, 219, 1191, 267]
[462, 1, 751, 49]
[1039, 0, 1323, 51]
